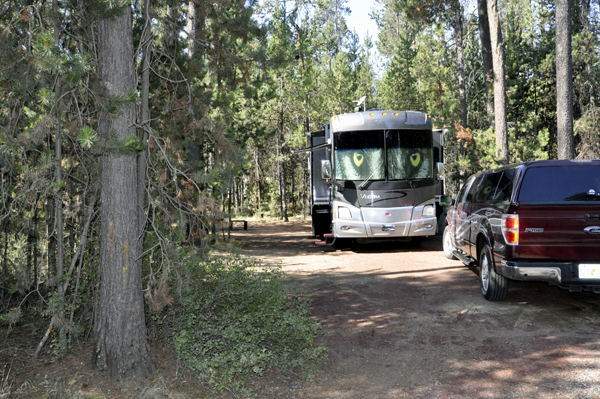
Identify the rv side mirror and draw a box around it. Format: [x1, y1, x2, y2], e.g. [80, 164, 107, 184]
[321, 160, 331, 180]
[440, 195, 452, 206]
[436, 162, 444, 180]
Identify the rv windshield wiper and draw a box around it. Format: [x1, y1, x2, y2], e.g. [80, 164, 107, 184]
[359, 163, 382, 190]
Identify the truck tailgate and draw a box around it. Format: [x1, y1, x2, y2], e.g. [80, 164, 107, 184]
[516, 205, 600, 261]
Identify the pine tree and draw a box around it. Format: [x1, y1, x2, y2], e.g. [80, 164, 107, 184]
[556, 0, 574, 159]
[92, 3, 155, 379]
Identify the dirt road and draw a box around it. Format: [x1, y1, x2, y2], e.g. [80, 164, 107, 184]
[233, 221, 600, 398]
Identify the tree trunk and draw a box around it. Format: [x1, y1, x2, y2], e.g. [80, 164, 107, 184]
[138, 0, 151, 255]
[279, 106, 288, 222]
[240, 178, 245, 213]
[53, 0, 66, 352]
[556, 0, 574, 159]
[33, 221, 39, 287]
[46, 201, 55, 276]
[186, 1, 197, 58]
[27, 224, 34, 287]
[455, 3, 467, 128]
[92, 5, 155, 380]
[290, 164, 296, 217]
[186, 1, 205, 59]
[487, 0, 509, 165]
[234, 179, 239, 214]
[304, 167, 309, 219]
[478, 0, 494, 127]
[254, 149, 261, 218]
[1, 224, 7, 301]
[27, 205, 39, 288]
[281, 161, 289, 221]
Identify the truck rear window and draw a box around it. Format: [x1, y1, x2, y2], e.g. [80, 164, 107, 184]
[518, 165, 600, 203]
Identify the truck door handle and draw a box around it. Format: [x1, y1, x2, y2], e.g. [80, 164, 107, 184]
[586, 214, 600, 221]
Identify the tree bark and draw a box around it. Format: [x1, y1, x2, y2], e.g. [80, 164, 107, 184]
[487, 0, 509, 165]
[138, 0, 151, 253]
[478, 0, 494, 127]
[281, 161, 289, 221]
[556, 0, 574, 159]
[186, 0, 205, 59]
[455, 3, 467, 128]
[92, 5, 155, 380]
[53, 0, 66, 352]
[1, 224, 7, 301]
[254, 149, 261, 218]
[278, 88, 289, 222]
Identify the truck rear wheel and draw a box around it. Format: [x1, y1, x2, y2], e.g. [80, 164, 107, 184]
[479, 244, 508, 301]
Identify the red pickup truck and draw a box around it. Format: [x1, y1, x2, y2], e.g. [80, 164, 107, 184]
[443, 159, 600, 301]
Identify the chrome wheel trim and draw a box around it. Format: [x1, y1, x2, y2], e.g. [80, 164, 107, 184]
[480, 254, 490, 294]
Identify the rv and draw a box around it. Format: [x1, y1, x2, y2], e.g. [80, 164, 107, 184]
[294, 110, 449, 247]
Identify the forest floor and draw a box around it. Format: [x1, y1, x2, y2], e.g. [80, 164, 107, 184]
[4, 219, 600, 398]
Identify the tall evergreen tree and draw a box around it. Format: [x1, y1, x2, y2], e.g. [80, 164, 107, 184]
[478, 0, 494, 127]
[92, 3, 155, 379]
[556, 0, 574, 159]
[487, 0, 509, 164]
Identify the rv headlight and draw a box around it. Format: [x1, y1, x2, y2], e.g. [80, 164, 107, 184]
[338, 206, 352, 219]
[422, 205, 435, 217]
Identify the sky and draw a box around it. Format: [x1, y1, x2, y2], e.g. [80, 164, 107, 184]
[345, 0, 380, 45]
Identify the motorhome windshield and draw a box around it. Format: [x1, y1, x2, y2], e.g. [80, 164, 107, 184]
[334, 130, 432, 181]
[386, 129, 433, 180]
[334, 131, 385, 181]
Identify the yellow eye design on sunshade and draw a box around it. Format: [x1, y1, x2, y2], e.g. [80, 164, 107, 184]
[410, 153, 421, 167]
[483, 186, 492, 194]
[353, 152, 364, 167]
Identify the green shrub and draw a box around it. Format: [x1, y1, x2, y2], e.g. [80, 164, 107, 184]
[171, 254, 326, 396]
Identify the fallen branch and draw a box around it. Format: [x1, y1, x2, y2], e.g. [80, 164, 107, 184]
[33, 315, 56, 359]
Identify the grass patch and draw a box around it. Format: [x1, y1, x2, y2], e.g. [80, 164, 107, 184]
[170, 254, 326, 396]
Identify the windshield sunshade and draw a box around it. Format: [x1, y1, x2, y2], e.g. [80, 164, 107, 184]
[334, 131, 385, 181]
[386, 130, 433, 180]
[333, 130, 432, 182]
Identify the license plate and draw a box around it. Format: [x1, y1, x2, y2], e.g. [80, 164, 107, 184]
[579, 264, 600, 279]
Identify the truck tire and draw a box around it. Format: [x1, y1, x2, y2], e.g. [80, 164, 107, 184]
[479, 244, 509, 301]
[442, 225, 457, 260]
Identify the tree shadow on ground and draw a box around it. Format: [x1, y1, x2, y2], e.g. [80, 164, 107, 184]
[280, 263, 600, 398]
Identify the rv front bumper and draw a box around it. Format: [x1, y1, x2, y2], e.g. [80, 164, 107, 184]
[332, 202, 437, 238]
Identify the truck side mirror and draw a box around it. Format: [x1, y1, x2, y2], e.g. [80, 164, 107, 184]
[440, 195, 452, 206]
[436, 162, 444, 181]
[321, 160, 331, 180]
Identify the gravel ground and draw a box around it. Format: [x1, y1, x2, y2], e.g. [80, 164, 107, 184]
[233, 220, 600, 399]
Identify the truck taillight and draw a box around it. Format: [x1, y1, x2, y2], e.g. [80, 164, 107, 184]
[502, 214, 519, 245]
